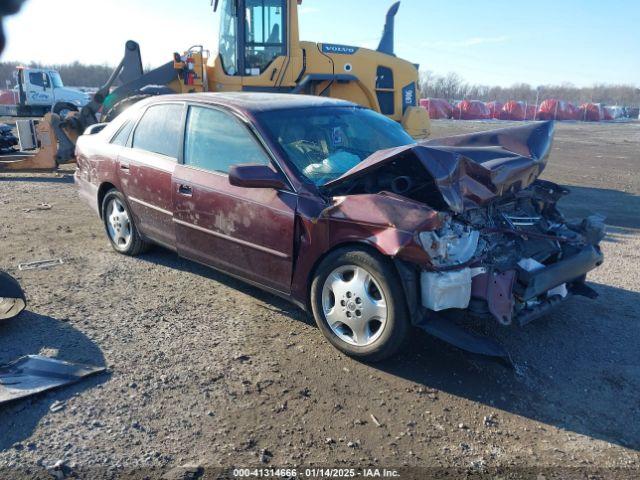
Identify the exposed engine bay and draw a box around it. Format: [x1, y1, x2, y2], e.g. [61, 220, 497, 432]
[419, 179, 605, 326]
[322, 121, 605, 327]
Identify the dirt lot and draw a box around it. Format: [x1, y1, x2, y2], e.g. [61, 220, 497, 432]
[1, 120, 639, 479]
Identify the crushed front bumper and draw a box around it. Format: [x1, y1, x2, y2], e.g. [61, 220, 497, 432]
[511, 245, 603, 325]
[514, 245, 604, 301]
[421, 245, 604, 326]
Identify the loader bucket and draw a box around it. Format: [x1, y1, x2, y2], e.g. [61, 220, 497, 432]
[0, 271, 26, 320]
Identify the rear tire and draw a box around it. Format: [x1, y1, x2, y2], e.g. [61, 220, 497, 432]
[101, 189, 150, 256]
[310, 247, 410, 362]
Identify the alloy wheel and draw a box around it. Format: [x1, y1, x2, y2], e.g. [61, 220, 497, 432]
[321, 265, 388, 346]
[106, 198, 132, 250]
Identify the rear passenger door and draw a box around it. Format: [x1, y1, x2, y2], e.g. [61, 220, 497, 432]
[118, 102, 185, 250]
[172, 104, 297, 293]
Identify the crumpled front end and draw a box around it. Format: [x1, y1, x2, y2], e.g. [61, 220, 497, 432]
[322, 121, 604, 328]
[417, 179, 605, 326]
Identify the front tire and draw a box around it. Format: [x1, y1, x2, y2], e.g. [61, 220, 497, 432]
[101, 189, 149, 256]
[310, 247, 410, 362]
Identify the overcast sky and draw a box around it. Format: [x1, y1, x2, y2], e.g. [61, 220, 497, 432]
[4, 0, 639, 87]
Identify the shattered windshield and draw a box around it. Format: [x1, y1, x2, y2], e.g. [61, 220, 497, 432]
[257, 107, 415, 186]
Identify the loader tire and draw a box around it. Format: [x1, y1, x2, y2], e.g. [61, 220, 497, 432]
[52, 102, 78, 119]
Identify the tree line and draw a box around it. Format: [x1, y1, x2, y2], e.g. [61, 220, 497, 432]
[1, 60, 638, 107]
[420, 71, 640, 107]
[0, 61, 113, 89]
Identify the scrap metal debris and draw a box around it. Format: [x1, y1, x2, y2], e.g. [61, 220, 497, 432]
[0, 270, 26, 320]
[23, 203, 53, 213]
[0, 355, 105, 404]
[18, 258, 64, 271]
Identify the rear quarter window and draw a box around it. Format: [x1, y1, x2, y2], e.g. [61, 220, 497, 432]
[110, 121, 134, 147]
[132, 103, 184, 158]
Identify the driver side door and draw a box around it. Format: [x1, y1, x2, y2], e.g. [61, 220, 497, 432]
[26, 71, 54, 106]
[172, 104, 297, 293]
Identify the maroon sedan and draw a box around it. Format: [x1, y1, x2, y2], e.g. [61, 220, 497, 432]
[76, 93, 604, 362]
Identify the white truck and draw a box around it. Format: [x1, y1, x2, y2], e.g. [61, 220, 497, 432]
[0, 67, 91, 117]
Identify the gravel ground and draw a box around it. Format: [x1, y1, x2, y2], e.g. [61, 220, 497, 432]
[0, 120, 639, 479]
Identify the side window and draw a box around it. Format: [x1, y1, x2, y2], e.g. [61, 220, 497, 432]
[132, 104, 183, 158]
[29, 72, 44, 88]
[111, 120, 134, 147]
[245, 0, 286, 74]
[184, 106, 269, 173]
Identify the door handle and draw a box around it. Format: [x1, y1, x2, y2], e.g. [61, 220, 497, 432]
[178, 184, 193, 196]
[270, 68, 278, 81]
[120, 163, 130, 171]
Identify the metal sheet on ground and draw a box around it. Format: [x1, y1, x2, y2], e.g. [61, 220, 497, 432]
[0, 355, 105, 404]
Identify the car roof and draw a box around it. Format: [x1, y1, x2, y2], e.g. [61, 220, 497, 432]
[145, 92, 358, 114]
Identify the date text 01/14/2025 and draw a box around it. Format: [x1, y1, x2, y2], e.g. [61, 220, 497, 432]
[232, 468, 401, 478]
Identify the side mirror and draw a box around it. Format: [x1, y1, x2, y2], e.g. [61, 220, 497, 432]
[229, 164, 287, 190]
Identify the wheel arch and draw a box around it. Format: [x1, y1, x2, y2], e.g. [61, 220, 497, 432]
[97, 182, 117, 219]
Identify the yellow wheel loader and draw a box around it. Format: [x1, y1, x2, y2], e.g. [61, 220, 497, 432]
[0, 0, 430, 172]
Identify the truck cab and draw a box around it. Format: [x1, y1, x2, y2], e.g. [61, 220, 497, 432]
[1, 68, 91, 116]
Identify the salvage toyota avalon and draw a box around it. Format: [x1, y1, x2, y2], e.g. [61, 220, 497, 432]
[75, 93, 604, 362]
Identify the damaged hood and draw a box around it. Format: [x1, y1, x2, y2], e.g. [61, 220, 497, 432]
[325, 121, 555, 213]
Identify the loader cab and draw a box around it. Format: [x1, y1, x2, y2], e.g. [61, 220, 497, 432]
[214, 0, 301, 91]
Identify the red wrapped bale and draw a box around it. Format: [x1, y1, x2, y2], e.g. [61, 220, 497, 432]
[499, 101, 527, 121]
[526, 104, 538, 120]
[537, 99, 579, 121]
[486, 101, 503, 119]
[0, 90, 18, 105]
[419, 98, 452, 119]
[451, 100, 491, 120]
[578, 103, 603, 122]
